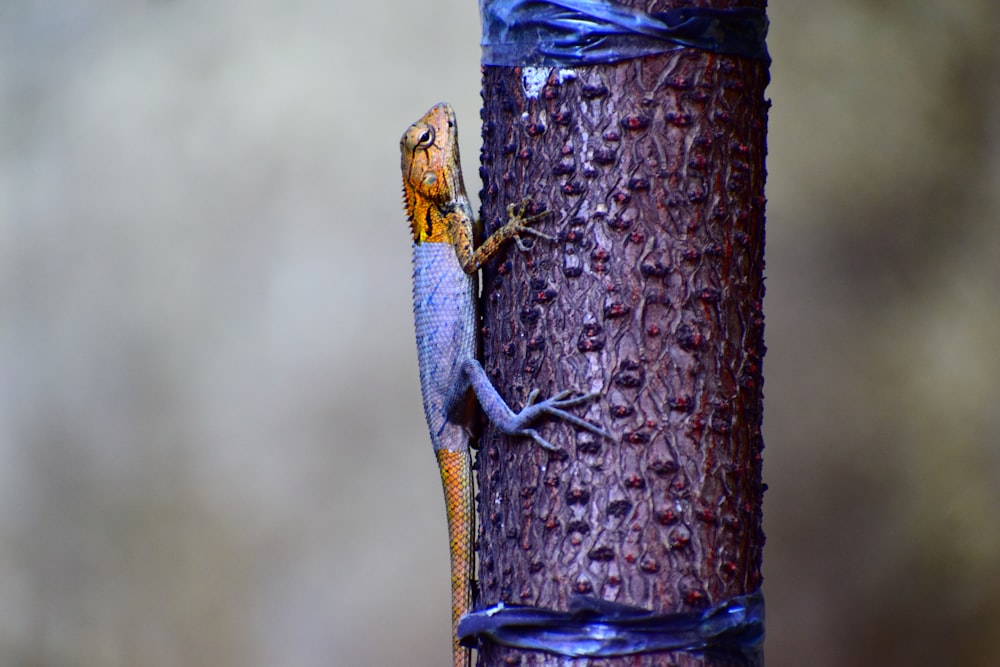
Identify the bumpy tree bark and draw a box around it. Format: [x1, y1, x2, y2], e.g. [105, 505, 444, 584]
[475, 2, 769, 666]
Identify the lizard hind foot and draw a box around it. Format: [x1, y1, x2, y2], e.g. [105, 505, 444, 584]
[527, 390, 612, 441]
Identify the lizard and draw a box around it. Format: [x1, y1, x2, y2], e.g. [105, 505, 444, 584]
[401, 102, 609, 667]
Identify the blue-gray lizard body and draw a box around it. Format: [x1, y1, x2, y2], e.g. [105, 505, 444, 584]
[401, 103, 608, 667]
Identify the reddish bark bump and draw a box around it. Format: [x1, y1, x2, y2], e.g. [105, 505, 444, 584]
[525, 122, 546, 137]
[551, 109, 573, 126]
[669, 525, 691, 549]
[593, 147, 617, 165]
[552, 159, 576, 176]
[602, 301, 631, 319]
[640, 260, 669, 279]
[648, 459, 679, 476]
[581, 83, 609, 99]
[620, 114, 651, 131]
[665, 111, 692, 127]
[676, 324, 704, 351]
[610, 403, 635, 419]
[639, 557, 660, 573]
[665, 75, 693, 90]
[565, 487, 590, 505]
[606, 499, 633, 518]
[587, 545, 615, 562]
[624, 430, 650, 446]
[624, 474, 646, 489]
[611, 360, 644, 389]
[627, 176, 650, 191]
[656, 508, 679, 525]
[576, 323, 605, 353]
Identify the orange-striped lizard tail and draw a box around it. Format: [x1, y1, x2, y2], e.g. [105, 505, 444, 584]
[401, 103, 609, 667]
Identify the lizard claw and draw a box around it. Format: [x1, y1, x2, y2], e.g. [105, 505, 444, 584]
[524, 388, 542, 407]
[522, 428, 559, 451]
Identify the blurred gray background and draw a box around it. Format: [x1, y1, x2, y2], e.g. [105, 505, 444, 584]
[3, 1, 998, 665]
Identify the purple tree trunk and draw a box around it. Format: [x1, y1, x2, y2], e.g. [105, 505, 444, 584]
[476, 2, 769, 665]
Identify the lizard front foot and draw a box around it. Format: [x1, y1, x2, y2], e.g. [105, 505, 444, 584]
[505, 199, 555, 250]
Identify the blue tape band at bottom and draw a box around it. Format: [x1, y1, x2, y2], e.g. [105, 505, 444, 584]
[458, 590, 764, 662]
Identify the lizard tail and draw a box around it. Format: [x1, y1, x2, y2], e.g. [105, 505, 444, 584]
[436, 449, 474, 667]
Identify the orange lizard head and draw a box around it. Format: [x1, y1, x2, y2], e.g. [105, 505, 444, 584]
[400, 103, 467, 244]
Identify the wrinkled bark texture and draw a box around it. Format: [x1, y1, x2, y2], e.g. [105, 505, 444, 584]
[476, 4, 768, 665]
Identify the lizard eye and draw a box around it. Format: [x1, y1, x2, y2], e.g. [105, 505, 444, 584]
[416, 126, 435, 148]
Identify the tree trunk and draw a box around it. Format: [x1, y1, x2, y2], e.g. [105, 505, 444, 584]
[474, 2, 769, 665]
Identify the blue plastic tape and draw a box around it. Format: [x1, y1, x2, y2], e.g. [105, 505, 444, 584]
[458, 590, 764, 662]
[481, 0, 769, 66]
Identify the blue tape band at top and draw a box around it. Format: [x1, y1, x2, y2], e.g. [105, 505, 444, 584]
[481, 0, 770, 66]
